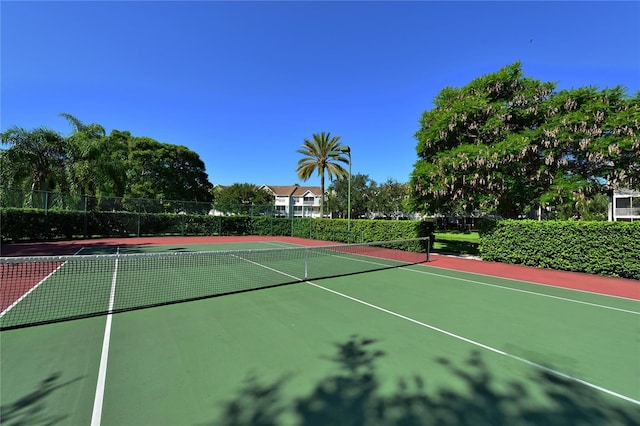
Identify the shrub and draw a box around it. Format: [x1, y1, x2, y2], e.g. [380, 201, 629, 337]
[0, 209, 435, 253]
[480, 220, 640, 279]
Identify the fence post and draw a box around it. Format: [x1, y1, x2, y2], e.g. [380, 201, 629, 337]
[137, 200, 141, 237]
[181, 201, 185, 236]
[83, 195, 88, 238]
[44, 191, 49, 239]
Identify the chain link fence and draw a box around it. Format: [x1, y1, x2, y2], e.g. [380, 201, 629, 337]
[0, 188, 367, 242]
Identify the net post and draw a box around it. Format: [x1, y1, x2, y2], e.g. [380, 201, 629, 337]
[304, 247, 308, 279]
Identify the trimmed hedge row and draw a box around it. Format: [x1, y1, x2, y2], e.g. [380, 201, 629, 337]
[480, 220, 640, 279]
[0, 209, 434, 251]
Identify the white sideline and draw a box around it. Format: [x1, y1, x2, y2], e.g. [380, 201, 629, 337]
[401, 267, 640, 315]
[325, 253, 638, 314]
[306, 281, 640, 406]
[425, 257, 640, 302]
[232, 252, 640, 406]
[91, 247, 120, 426]
[0, 247, 86, 318]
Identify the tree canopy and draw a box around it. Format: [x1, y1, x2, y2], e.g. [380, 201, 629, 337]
[1, 114, 213, 204]
[327, 175, 409, 219]
[409, 62, 640, 219]
[213, 183, 274, 215]
[126, 135, 212, 201]
[1, 126, 67, 192]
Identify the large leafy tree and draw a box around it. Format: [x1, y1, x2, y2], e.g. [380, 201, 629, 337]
[0, 126, 67, 193]
[2, 115, 215, 209]
[126, 136, 212, 202]
[535, 87, 640, 209]
[328, 176, 410, 219]
[409, 62, 640, 219]
[327, 173, 376, 219]
[369, 179, 410, 219]
[98, 129, 134, 197]
[296, 132, 349, 216]
[213, 183, 273, 215]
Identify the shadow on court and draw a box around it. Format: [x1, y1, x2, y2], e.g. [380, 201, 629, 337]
[208, 335, 640, 426]
[0, 372, 84, 426]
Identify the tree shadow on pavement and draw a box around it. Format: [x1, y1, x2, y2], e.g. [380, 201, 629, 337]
[0, 372, 84, 426]
[212, 335, 640, 426]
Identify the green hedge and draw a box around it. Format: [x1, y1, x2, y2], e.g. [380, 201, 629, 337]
[480, 220, 640, 279]
[0, 209, 86, 241]
[1, 209, 434, 250]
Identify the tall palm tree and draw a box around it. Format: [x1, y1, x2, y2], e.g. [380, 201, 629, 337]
[296, 132, 350, 216]
[1, 126, 67, 208]
[59, 113, 123, 197]
[1, 126, 67, 192]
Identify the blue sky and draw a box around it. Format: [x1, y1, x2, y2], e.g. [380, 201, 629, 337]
[2, 1, 639, 188]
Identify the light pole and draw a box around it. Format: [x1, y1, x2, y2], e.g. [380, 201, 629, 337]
[333, 145, 351, 230]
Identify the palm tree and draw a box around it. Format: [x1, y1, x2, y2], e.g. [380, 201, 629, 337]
[1, 126, 67, 208]
[59, 113, 110, 196]
[1, 126, 67, 192]
[296, 132, 350, 216]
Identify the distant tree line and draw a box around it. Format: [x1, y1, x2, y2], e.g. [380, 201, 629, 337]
[212, 178, 411, 219]
[4, 61, 636, 222]
[327, 176, 410, 220]
[1, 113, 213, 203]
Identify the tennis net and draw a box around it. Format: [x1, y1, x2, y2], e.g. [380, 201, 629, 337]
[0, 238, 430, 330]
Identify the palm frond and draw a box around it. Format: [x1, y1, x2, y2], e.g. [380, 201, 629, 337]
[295, 131, 351, 215]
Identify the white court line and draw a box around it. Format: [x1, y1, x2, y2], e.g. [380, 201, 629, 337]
[0, 247, 86, 318]
[262, 241, 297, 248]
[402, 267, 640, 315]
[231, 253, 303, 281]
[426, 258, 640, 302]
[91, 247, 120, 426]
[238, 247, 636, 314]
[249, 242, 637, 303]
[306, 281, 640, 406]
[327, 253, 638, 315]
[232, 252, 640, 406]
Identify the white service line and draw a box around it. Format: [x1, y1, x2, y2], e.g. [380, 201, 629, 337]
[306, 281, 640, 406]
[402, 267, 640, 315]
[426, 258, 640, 302]
[227, 250, 640, 406]
[1, 247, 86, 318]
[91, 247, 120, 426]
[230, 253, 302, 281]
[329, 253, 637, 314]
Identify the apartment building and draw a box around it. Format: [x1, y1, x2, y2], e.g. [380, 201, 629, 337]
[260, 185, 324, 218]
[609, 188, 640, 221]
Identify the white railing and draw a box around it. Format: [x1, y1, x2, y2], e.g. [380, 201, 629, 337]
[615, 208, 640, 217]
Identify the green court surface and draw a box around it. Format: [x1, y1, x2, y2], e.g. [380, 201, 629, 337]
[1, 241, 639, 425]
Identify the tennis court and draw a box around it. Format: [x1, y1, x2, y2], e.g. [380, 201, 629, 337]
[1, 237, 639, 425]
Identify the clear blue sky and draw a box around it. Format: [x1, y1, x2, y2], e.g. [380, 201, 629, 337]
[2, 1, 639, 187]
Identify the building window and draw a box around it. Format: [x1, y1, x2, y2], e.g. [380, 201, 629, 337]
[616, 198, 631, 209]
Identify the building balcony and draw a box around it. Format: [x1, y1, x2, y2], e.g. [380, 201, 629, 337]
[615, 208, 640, 217]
